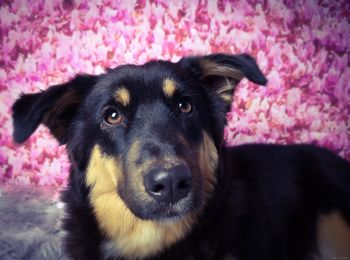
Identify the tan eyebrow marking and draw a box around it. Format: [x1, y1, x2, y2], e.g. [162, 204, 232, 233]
[115, 87, 130, 106]
[163, 79, 176, 98]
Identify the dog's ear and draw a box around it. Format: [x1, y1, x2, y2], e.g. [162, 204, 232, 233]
[12, 74, 98, 144]
[179, 53, 267, 109]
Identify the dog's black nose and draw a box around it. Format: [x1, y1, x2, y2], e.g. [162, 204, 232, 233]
[144, 164, 192, 203]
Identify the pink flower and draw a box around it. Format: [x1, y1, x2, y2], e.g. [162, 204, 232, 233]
[1, 0, 349, 189]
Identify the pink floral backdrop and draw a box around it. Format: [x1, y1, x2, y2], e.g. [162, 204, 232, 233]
[0, 0, 349, 188]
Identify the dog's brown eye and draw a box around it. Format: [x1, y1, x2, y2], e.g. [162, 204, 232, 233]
[178, 101, 192, 114]
[104, 109, 123, 125]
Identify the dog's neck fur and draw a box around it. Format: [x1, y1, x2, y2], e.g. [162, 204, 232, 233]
[63, 144, 232, 259]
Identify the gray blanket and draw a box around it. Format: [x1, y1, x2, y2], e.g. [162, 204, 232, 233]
[0, 185, 67, 260]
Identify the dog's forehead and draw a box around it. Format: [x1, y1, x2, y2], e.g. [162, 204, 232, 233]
[102, 62, 185, 103]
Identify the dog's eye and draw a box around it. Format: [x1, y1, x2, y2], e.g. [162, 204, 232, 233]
[178, 100, 192, 114]
[104, 108, 123, 125]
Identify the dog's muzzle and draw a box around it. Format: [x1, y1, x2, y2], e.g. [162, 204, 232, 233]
[143, 164, 192, 204]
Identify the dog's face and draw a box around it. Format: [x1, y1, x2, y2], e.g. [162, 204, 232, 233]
[12, 53, 266, 257]
[85, 64, 219, 221]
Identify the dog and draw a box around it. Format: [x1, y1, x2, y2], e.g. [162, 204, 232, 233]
[12, 53, 350, 260]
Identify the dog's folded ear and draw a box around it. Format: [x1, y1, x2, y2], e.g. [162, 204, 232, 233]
[12, 74, 98, 144]
[179, 53, 267, 109]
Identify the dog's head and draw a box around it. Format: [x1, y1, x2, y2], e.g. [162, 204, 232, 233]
[13, 53, 266, 257]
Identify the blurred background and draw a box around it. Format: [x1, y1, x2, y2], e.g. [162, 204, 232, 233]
[1, 0, 349, 189]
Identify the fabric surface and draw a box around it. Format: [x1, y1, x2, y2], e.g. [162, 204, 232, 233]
[0, 0, 349, 187]
[0, 185, 66, 260]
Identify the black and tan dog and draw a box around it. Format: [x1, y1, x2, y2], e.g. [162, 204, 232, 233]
[12, 54, 350, 260]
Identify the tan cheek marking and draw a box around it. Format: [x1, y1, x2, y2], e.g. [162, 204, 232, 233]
[127, 140, 141, 165]
[115, 87, 130, 106]
[86, 145, 197, 259]
[163, 79, 176, 98]
[126, 140, 148, 194]
[86, 145, 119, 194]
[199, 132, 218, 197]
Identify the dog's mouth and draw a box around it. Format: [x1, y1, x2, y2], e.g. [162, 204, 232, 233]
[118, 153, 205, 222]
[143, 192, 201, 223]
[119, 182, 203, 223]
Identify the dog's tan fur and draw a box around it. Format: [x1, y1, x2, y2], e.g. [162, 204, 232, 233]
[115, 87, 131, 106]
[199, 132, 218, 197]
[163, 79, 177, 98]
[199, 60, 244, 105]
[86, 145, 199, 258]
[316, 212, 350, 260]
[86, 131, 218, 258]
[199, 60, 244, 81]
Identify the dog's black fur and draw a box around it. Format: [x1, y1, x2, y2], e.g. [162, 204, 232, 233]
[12, 54, 350, 260]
